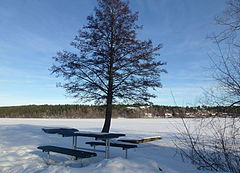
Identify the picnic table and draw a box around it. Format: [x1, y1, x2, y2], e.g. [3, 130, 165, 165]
[41, 128, 126, 159]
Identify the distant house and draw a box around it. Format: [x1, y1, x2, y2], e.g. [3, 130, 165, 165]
[139, 106, 150, 109]
[126, 107, 138, 110]
[144, 113, 153, 118]
[165, 113, 173, 118]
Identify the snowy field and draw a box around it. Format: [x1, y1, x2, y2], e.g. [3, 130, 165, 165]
[0, 118, 225, 173]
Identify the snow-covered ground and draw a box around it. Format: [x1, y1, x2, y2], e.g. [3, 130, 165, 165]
[0, 118, 224, 173]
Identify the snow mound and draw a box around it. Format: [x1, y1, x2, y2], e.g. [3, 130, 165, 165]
[85, 157, 160, 173]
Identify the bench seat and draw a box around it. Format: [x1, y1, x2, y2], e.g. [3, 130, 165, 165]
[86, 141, 137, 158]
[118, 136, 162, 144]
[37, 145, 97, 160]
[86, 141, 138, 149]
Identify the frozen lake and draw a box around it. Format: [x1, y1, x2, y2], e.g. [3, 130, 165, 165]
[0, 118, 222, 173]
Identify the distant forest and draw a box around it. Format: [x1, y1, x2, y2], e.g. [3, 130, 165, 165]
[0, 104, 239, 118]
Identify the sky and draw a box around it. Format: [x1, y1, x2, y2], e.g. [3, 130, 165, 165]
[0, 0, 227, 107]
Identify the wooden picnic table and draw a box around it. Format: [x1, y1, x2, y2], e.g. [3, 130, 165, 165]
[42, 128, 126, 159]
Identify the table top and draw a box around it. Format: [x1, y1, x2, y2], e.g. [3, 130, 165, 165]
[66, 131, 126, 139]
[42, 128, 79, 134]
[42, 128, 126, 139]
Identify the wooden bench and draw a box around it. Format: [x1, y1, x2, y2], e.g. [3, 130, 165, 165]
[118, 136, 162, 144]
[37, 145, 97, 160]
[86, 141, 137, 158]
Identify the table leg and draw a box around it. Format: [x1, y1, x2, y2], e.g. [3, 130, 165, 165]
[105, 140, 107, 158]
[47, 151, 50, 160]
[72, 136, 77, 149]
[105, 139, 110, 159]
[74, 136, 77, 149]
[72, 136, 75, 149]
[108, 140, 110, 158]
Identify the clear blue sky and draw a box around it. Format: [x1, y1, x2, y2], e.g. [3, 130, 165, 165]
[0, 0, 226, 106]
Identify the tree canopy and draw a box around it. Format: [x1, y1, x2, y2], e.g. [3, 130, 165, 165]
[208, 0, 240, 106]
[51, 0, 166, 132]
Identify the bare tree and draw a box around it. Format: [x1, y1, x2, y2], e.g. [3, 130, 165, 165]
[214, 0, 240, 46]
[175, 118, 240, 172]
[50, 0, 166, 132]
[175, 2, 240, 171]
[207, 40, 240, 106]
[208, 0, 240, 106]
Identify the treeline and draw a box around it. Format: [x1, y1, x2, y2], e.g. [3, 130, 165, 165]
[0, 104, 239, 118]
[0, 105, 142, 118]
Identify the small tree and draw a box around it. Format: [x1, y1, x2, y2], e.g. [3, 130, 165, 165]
[51, 0, 166, 132]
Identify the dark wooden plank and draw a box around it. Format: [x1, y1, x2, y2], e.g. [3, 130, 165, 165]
[42, 128, 79, 134]
[118, 136, 162, 144]
[86, 141, 138, 149]
[60, 131, 126, 139]
[42, 128, 125, 139]
[37, 145, 97, 158]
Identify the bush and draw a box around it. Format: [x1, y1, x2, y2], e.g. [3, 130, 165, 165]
[176, 117, 240, 172]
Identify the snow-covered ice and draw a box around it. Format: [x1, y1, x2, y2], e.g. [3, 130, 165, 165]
[0, 118, 226, 173]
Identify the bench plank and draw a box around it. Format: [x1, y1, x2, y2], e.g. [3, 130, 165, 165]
[86, 141, 137, 159]
[118, 136, 162, 144]
[86, 141, 138, 149]
[37, 145, 97, 159]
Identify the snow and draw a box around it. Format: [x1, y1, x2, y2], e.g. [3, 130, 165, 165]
[0, 118, 226, 173]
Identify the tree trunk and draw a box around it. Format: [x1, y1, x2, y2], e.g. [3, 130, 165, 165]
[102, 20, 115, 133]
[101, 60, 114, 133]
[101, 84, 113, 132]
[101, 99, 113, 132]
